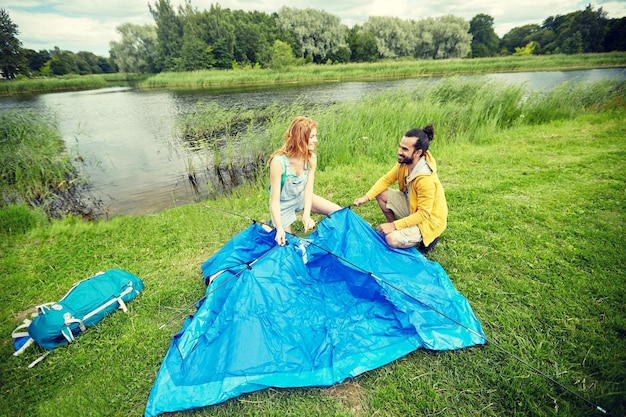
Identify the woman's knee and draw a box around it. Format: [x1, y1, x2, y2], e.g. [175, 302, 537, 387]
[312, 194, 341, 214]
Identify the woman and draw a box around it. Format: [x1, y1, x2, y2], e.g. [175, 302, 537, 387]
[268, 116, 341, 246]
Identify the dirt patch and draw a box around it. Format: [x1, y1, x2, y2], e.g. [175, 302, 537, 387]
[325, 380, 367, 416]
[16, 306, 38, 322]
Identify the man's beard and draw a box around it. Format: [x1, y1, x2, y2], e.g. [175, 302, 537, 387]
[398, 155, 414, 165]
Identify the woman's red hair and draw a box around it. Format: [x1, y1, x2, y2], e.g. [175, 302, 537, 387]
[270, 116, 317, 162]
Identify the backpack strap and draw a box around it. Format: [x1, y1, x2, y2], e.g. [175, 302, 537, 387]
[12, 319, 50, 367]
[82, 285, 134, 322]
[27, 351, 51, 369]
[59, 285, 136, 343]
[12, 319, 34, 356]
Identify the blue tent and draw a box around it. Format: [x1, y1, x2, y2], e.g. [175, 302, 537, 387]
[145, 208, 485, 417]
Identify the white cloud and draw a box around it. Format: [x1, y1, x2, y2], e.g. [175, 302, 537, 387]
[2, 0, 625, 56]
[10, 11, 113, 54]
[5, 0, 154, 55]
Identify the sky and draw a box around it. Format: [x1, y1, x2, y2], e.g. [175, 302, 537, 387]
[3, 0, 625, 57]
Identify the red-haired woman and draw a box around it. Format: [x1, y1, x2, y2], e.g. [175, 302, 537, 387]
[268, 116, 341, 246]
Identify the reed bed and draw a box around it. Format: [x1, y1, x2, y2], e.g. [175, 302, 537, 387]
[0, 110, 98, 219]
[0, 110, 74, 202]
[179, 77, 625, 186]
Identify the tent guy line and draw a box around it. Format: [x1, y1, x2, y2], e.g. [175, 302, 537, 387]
[158, 245, 274, 330]
[196, 204, 607, 415]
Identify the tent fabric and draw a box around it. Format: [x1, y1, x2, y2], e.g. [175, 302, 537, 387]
[145, 208, 485, 417]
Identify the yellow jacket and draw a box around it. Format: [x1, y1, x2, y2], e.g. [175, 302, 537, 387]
[365, 151, 448, 246]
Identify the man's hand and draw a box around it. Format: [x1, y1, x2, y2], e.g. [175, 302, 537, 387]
[353, 196, 369, 206]
[376, 222, 396, 235]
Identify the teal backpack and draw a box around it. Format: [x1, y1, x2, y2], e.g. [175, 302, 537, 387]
[12, 269, 144, 367]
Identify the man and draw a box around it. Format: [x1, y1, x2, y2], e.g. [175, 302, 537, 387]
[354, 125, 448, 251]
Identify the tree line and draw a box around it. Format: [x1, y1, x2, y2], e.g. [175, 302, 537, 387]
[1, 3, 625, 79]
[0, 9, 118, 79]
[471, 5, 626, 56]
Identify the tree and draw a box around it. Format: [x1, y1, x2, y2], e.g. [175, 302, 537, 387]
[567, 5, 607, 53]
[182, 3, 235, 69]
[110, 23, 158, 73]
[427, 15, 472, 59]
[96, 56, 117, 73]
[210, 38, 233, 69]
[561, 31, 583, 54]
[232, 12, 265, 65]
[362, 16, 414, 58]
[469, 14, 499, 57]
[0, 8, 23, 79]
[269, 39, 295, 69]
[179, 32, 215, 71]
[523, 29, 556, 54]
[276, 7, 349, 63]
[348, 26, 379, 62]
[231, 10, 281, 67]
[326, 47, 350, 64]
[48, 48, 80, 75]
[76, 51, 105, 74]
[536, 6, 608, 54]
[514, 41, 538, 55]
[500, 24, 541, 54]
[604, 17, 626, 51]
[411, 19, 436, 59]
[149, 0, 183, 71]
[22, 49, 51, 75]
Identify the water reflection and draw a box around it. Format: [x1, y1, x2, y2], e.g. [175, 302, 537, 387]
[0, 68, 624, 217]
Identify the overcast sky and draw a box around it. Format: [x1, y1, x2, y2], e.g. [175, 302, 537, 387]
[3, 0, 625, 57]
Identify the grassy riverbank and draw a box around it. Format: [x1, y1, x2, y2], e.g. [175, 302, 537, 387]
[141, 52, 626, 90]
[0, 73, 146, 96]
[1, 53, 624, 96]
[0, 78, 624, 416]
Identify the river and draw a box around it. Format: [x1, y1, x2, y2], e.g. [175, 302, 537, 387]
[1, 68, 624, 218]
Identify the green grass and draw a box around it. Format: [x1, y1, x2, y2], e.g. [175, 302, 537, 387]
[0, 79, 624, 417]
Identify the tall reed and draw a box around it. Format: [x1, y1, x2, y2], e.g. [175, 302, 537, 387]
[0, 110, 86, 215]
[261, 77, 625, 168]
[523, 78, 626, 123]
[178, 77, 625, 186]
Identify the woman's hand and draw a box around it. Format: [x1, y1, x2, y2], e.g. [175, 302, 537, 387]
[302, 215, 316, 233]
[353, 196, 369, 206]
[275, 228, 287, 246]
